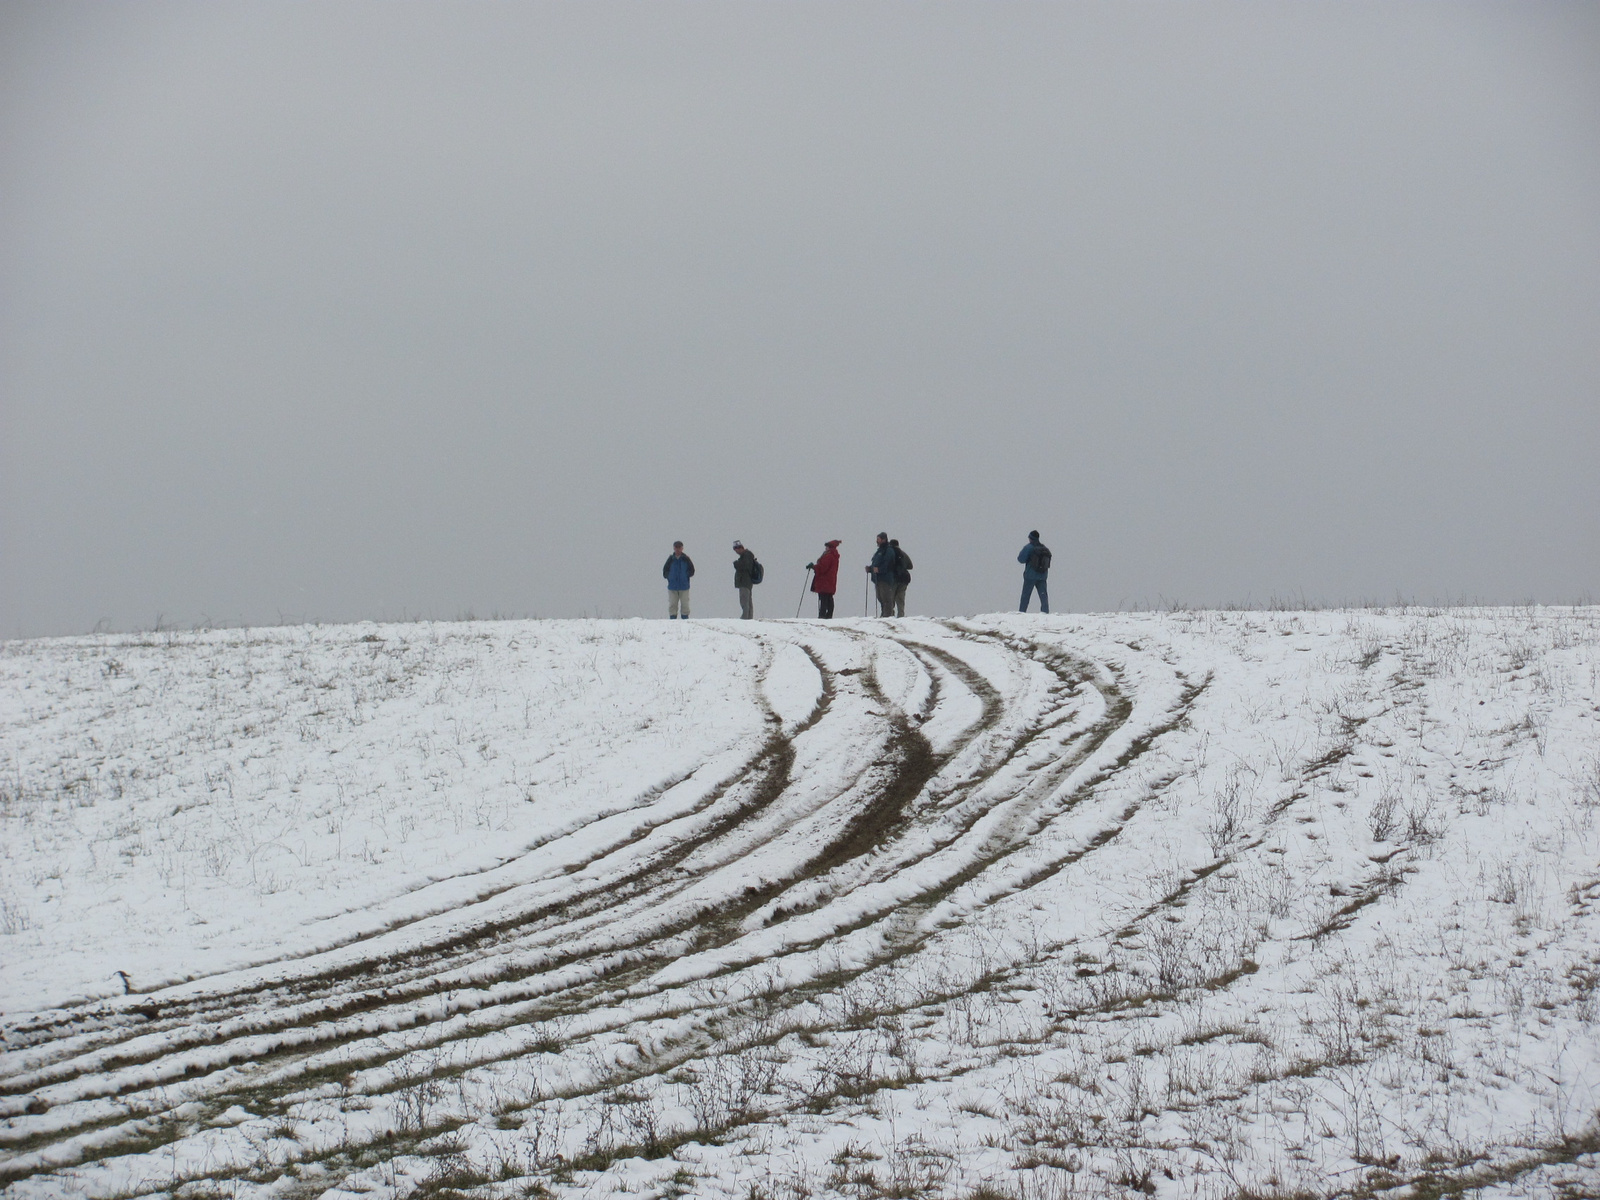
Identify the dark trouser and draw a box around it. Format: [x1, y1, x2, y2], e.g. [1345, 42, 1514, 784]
[875, 580, 896, 617]
[1020, 578, 1049, 613]
[739, 586, 754, 619]
[892, 583, 907, 617]
[817, 592, 834, 619]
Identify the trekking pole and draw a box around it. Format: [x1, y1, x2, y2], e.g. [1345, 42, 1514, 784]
[863, 573, 869, 617]
[795, 567, 812, 619]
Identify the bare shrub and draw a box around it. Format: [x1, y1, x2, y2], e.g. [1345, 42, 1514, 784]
[1148, 920, 1192, 993]
[1403, 791, 1444, 845]
[1369, 788, 1398, 842]
[0, 894, 32, 934]
[1489, 859, 1540, 932]
[1204, 767, 1249, 857]
[394, 1075, 445, 1136]
[1578, 756, 1600, 810]
[616, 1089, 663, 1155]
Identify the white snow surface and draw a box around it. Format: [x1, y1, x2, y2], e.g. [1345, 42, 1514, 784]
[2, 609, 1598, 1199]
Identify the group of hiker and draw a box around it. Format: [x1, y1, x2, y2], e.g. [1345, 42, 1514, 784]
[661, 531, 1052, 619]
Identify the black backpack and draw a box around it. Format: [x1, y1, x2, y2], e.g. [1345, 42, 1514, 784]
[750, 558, 764, 585]
[1033, 545, 1052, 573]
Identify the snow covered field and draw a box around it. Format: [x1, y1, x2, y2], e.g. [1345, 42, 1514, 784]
[2, 609, 1599, 1199]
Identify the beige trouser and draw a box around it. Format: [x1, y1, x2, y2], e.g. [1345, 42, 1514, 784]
[668, 589, 689, 618]
[892, 583, 907, 617]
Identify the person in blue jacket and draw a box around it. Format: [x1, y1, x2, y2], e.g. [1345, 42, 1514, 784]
[867, 532, 899, 617]
[663, 541, 695, 618]
[1018, 530, 1050, 613]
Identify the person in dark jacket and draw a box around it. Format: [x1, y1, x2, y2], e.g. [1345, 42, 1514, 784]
[733, 541, 757, 619]
[1019, 530, 1050, 613]
[867, 532, 898, 617]
[807, 539, 841, 618]
[889, 538, 912, 617]
[662, 541, 695, 618]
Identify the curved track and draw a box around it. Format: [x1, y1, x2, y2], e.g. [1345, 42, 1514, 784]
[0, 619, 1190, 1197]
[8, 610, 1593, 1200]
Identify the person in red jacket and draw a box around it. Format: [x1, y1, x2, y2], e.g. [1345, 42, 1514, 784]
[807, 539, 842, 619]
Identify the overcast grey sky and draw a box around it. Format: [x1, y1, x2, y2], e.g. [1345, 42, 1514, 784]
[3, 2, 1598, 635]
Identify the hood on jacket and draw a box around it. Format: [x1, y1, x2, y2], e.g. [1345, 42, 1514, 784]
[825, 539, 841, 548]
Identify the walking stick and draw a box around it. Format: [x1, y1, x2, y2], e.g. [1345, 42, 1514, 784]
[863, 573, 869, 617]
[795, 567, 813, 619]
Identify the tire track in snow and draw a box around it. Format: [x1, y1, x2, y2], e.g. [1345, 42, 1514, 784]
[0, 627, 888, 1177]
[0, 630, 1075, 1196]
[0, 621, 1168, 1195]
[357, 623, 1183, 1158]
[0, 624, 1036, 1190]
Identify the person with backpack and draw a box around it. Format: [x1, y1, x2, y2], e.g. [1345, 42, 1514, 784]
[889, 538, 913, 617]
[733, 540, 761, 619]
[867, 532, 898, 617]
[1019, 530, 1051, 613]
[807, 539, 841, 618]
[662, 540, 695, 618]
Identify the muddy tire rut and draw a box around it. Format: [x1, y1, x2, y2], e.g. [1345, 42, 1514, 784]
[0, 621, 1178, 1194]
